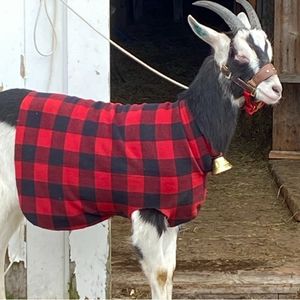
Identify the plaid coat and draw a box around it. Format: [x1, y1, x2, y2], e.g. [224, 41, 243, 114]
[15, 91, 215, 230]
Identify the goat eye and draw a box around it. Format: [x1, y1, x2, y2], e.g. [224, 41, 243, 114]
[234, 54, 250, 64]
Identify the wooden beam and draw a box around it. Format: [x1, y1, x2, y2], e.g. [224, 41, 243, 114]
[273, 1, 300, 154]
[279, 74, 300, 83]
[272, 84, 300, 152]
[269, 160, 300, 222]
[274, 0, 300, 74]
[269, 151, 300, 160]
[257, 0, 274, 38]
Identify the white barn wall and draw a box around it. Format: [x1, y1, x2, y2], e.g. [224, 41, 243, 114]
[0, 0, 25, 89]
[24, 0, 65, 92]
[1, 0, 111, 298]
[67, 0, 111, 99]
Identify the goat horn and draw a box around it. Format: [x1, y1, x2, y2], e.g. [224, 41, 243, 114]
[236, 0, 262, 29]
[192, 1, 245, 34]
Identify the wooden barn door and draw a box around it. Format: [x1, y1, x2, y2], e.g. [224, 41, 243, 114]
[0, 1, 111, 298]
[270, 0, 300, 159]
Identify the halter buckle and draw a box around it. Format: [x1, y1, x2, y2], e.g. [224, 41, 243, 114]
[221, 65, 232, 79]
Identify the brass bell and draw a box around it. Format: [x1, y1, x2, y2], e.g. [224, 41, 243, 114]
[212, 156, 233, 175]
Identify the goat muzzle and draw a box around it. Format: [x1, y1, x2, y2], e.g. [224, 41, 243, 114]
[221, 63, 277, 115]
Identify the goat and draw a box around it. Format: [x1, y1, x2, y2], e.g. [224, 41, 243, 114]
[0, 1, 282, 299]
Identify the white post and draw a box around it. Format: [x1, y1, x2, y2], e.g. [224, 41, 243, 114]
[1, 0, 111, 298]
[0, 2, 26, 298]
[24, 3, 70, 298]
[66, 1, 111, 299]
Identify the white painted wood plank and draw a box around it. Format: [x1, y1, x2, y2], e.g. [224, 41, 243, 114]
[0, 0, 25, 90]
[26, 229, 69, 299]
[24, 2, 70, 298]
[66, 1, 111, 298]
[0, 2, 27, 297]
[7, 222, 26, 267]
[24, 1, 66, 93]
[69, 223, 110, 299]
[66, 0, 110, 100]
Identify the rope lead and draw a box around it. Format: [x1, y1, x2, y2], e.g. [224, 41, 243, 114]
[59, 0, 189, 90]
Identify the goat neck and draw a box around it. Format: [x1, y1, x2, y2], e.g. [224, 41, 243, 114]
[179, 56, 239, 154]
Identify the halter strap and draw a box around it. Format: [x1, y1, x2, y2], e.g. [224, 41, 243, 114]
[221, 63, 277, 96]
[220, 63, 278, 115]
[247, 63, 277, 90]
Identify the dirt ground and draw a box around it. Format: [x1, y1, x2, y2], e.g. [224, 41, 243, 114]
[111, 140, 300, 298]
[110, 21, 300, 298]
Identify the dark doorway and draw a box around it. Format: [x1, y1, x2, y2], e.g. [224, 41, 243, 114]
[108, 2, 296, 300]
[110, 0, 235, 105]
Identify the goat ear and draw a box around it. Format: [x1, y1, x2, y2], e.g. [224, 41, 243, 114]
[188, 15, 230, 65]
[237, 12, 251, 29]
[188, 15, 219, 45]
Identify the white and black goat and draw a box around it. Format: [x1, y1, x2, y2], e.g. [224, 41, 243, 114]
[0, 1, 282, 299]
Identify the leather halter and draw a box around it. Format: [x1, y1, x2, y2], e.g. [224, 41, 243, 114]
[221, 63, 277, 115]
[221, 63, 277, 96]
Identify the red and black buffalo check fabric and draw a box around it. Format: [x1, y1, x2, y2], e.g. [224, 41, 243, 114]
[15, 91, 214, 230]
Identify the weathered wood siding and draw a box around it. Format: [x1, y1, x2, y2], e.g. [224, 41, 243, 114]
[274, 0, 300, 74]
[257, 0, 274, 39]
[272, 84, 300, 152]
[272, 0, 300, 156]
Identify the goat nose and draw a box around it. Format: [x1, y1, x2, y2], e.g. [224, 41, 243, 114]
[272, 85, 282, 95]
